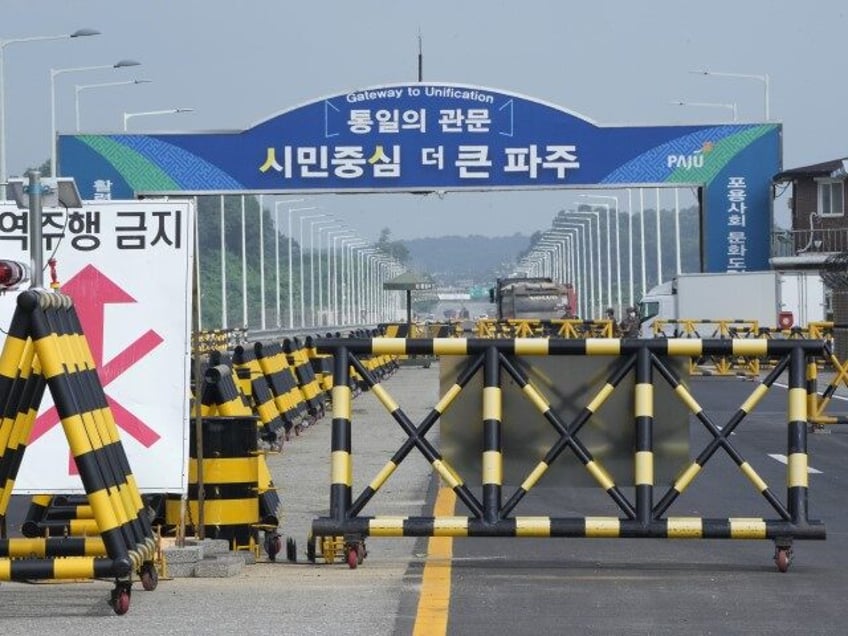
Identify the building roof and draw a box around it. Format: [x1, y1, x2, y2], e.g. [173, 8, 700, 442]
[774, 157, 848, 182]
[382, 270, 435, 290]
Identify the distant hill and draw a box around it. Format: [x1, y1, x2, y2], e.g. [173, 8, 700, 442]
[400, 205, 704, 290]
[403, 234, 531, 286]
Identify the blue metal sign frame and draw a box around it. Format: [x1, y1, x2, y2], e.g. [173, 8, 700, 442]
[59, 82, 781, 272]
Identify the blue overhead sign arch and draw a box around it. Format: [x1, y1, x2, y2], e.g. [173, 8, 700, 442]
[59, 82, 780, 272]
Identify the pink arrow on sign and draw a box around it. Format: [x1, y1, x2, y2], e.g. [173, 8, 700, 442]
[31, 265, 163, 466]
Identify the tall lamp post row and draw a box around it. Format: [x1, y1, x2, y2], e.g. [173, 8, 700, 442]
[525, 186, 694, 320]
[271, 199, 404, 329]
[0, 27, 100, 184]
[2, 27, 201, 184]
[50, 59, 141, 176]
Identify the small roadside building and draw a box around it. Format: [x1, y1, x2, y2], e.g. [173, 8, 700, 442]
[773, 157, 848, 356]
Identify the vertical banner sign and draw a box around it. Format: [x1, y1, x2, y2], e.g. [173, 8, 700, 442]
[59, 82, 781, 272]
[0, 200, 194, 493]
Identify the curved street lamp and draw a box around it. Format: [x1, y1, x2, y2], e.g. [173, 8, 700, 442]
[75, 79, 152, 131]
[51, 58, 141, 175]
[0, 27, 100, 184]
[689, 69, 770, 121]
[671, 100, 738, 122]
[123, 107, 193, 131]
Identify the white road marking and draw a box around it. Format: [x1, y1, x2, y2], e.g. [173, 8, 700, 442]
[768, 453, 823, 474]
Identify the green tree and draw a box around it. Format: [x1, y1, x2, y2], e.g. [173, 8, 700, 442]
[376, 227, 409, 263]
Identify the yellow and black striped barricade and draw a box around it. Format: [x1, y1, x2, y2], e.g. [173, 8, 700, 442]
[232, 345, 287, 448]
[474, 319, 498, 338]
[167, 416, 260, 548]
[21, 494, 99, 538]
[651, 319, 762, 376]
[371, 328, 400, 379]
[30, 292, 157, 578]
[0, 290, 157, 614]
[255, 341, 309, 437]
[379, 323, 432, 367]
[0, 341, 47, 520]
[19, 494, 54, 536]
[805, 340, 848, 426]
[551, 319, 616, 339]
[311, 335, 825, 572]
[198, 362, 251, 417]
[183, 364, 285, 560]
[193, 327, 248, 354]
[351, 329, 384, 383]
[284, 337, 327, 419]
[304, 335, 335, 393]
[0, 536, 108, 558]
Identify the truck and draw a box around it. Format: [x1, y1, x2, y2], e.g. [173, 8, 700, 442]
[638, 270, 827, 337]
[490, 277, 578, 320]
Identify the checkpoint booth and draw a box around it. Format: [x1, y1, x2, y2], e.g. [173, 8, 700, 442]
[382, 270, 436, 337]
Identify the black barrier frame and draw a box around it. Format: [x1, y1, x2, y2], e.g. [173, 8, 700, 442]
[312, 337, 826, 571]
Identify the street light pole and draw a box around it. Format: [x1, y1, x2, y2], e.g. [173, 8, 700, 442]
[690, 69, 770, 120]
[51, 59, 140, 176]
[0, 28, 99, 185]
[326, 229, 354, 325]
[583, 202, 612, 312]
[582, 194, 622, 314]
[76, 79, 151, 131]
[298, 213, 325, 327]
[286, 206, 316, 328]
[655, 188, 663, 286]
[314, 220, 341, 327]
[568, 210, 602, 316]
[123, 108, 193, 131]
[639, 189, 647, 296]
[552, 223, 587, 317]
[340, 237, 367, 324]
[671, 100, 738, 122]
[274, 198, 303, 327]
[309, 219, 335, 327]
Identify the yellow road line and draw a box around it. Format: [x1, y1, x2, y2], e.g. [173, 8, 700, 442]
[412, 486, 456, 636]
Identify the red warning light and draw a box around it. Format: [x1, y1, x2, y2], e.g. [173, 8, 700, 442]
[0, 259, 29, 291]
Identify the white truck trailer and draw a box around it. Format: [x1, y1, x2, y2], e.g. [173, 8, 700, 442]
[638, 270, 826, 337]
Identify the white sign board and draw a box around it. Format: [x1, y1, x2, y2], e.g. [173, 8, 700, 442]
[0, 199, 194, 494]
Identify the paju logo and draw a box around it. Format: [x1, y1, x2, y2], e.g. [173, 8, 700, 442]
[667, 141, 714, 170]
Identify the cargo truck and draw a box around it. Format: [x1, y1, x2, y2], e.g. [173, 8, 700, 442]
[638, 270, 826, 337]
[490, 277, 577, 320]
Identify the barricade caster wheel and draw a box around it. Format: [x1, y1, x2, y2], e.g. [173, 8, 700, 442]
[109, 582, 132, 615]
[775, 546, 792, 573]
[265, 531, 282, 561]
[286, 536, 297, 562]
[140, 563, 158, 591]
[306, 534, 316, 563]
[346, 546, 358, 569]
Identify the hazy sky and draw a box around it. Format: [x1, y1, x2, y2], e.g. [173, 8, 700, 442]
[2, 0, 843, 240]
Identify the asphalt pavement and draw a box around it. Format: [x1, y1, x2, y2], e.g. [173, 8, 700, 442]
[0, 363, 439, 634]
[3, 358, 848, 635]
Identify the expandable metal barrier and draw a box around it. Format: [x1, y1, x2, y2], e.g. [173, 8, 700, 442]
[807, 340, 848, 426]
[20, 493, 98, 537]
[0, 290, 157, 614]
[311, 336, 826, 572]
